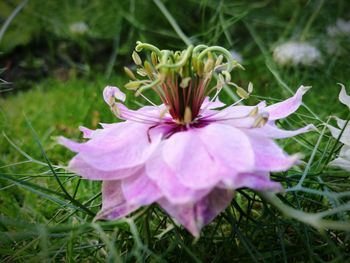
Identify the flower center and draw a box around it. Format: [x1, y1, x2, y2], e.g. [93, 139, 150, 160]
[124, 42, 244, 125]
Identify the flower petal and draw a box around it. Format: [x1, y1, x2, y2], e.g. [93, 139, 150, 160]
[334, 116, 347, 129]
[103, 86, 126, 106]
[62, 122, 161, 171]
[329, 157, 350, 171]
[253, 123, 316, 139]
[121, 170, 162, 205]
[146, 149, 210, 204]
[246, 132, 299, 171]
[327, 123, 350, 146]
[232, 172, 282, 191]
[79, 126, 95, 139]
[339, 84, 350, 110]
[198, 124, 255, 173]
[339, 145, 350, 158]
[58, 136, 84, 152]
[67, 155, 141, 180]
[265, 86, 310, 120]
[205, 101, 266, 121]
[95, 181, 139, 220]
[158, 188, 233, 237]
[162, 128, 225, 189]
[162, 123, 254, 189]
[201, 96, 226, 110]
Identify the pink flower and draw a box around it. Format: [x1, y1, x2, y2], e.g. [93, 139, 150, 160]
[59, 43, 314, 236]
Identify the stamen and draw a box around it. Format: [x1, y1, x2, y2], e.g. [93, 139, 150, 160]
[248, 107, 259, 117]
[124, 42, 243, 124]
[132, 51, 142, 65]
[124, 67, 136, 80]
[253, 112, 269, 128]
[184, 107, 192, 125]
[139, 93, 158, 107]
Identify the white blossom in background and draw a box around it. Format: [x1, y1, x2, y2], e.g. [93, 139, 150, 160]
[327, 84, 350, 171]
[325, 19, 350, 56]
[229, 49, 243, 64]
[273, 41, 322, 66]
[327, 19, 350, 37]
[69, 22, 89, 35]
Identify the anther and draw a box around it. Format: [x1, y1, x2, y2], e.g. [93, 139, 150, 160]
[253, 112, 269, 128]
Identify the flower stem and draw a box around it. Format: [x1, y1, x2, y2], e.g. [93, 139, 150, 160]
[260, 191, 350, 231]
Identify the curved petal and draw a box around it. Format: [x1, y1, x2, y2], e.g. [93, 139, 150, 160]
[103, 86, 126, 105]
[116, 103, 165, 123]
[327, 123, 350, 146]
[253, 123, 316, 139]
[232, 172, 282, 191]
[198, 124, 255, 173]
[329, 157, 350, 171]
[339, 84, 350, 110]
[246, 132, 299, 171]
[201, 96, 226, 110]
[58, 136, 84, 153]
[158, 188, 233, 237]
[95, 181, 139, 220]
[162, 123, 254, 189]
[204, 101, 266, 121]
[61, 122, 161, 171]
[216, 115, 258, 128]
[145, 149, 210, 204]
[334, 116, 347, 129]
[265, 86, 310, 120]
[339, 145, 350, 158]
[79, 126, 94, 139]
[121, 170, 162, 205]
[67, 155, 141, 180]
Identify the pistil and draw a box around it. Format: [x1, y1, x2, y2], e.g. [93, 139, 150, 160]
[124, 42, 247, 126]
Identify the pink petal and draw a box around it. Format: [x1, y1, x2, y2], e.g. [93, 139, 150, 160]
[162, 123, 254, 190]
[103, 86, 126, 106]
[95, 181, 139, 220]
[232, 172, 282, 191]
[79, 126, 94, 138]
[68, 155, 141, 180]
[205, 101, 266, 121]
[100, 123, 114, 129]
[116, 103, 164, 123]
[201, 96, 225, 110]
[158, 188, 233, 236]
[265, 86, 310, 120]
[69, 122, 161, 171]
[58, 136, 83, 152]
[246, 132, 299, 171]
[121, 170, 163, 205]
[253, 123, 316, 139]
[58, 122, 128, 152]
[162, 129, 225, 190]
[198, 124, 255, 173]
[145, 149, 210, 204]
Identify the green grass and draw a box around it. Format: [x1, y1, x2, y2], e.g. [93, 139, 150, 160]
[1, 0, 350, 262]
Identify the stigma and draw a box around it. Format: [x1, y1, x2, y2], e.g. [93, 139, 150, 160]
[123, 42, 246, 125]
